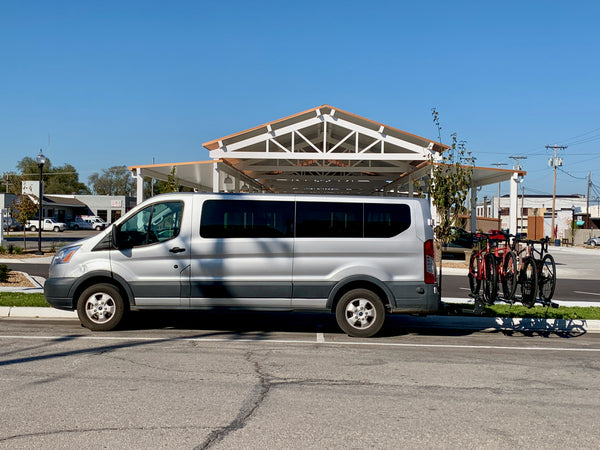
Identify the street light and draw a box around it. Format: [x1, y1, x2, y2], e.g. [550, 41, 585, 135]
[35, 150, 46, 255]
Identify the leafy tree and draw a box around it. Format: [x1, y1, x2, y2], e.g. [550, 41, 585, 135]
[45, 163, 90, 194]
[0, 172, 22, 194]
[426, 108, 473, 292]
[15, 157, 90, 194]
[166, 166, 179, 193]
[89, 165, 136, 196]
[10, 195, 39, 250]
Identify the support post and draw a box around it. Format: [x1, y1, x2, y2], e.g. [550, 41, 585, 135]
[470, 182, 478, 233]
[213, 162, 220, 193]
[509, 172, 519, 235]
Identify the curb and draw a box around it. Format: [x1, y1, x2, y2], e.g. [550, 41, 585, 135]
[0, 306, 77, 319]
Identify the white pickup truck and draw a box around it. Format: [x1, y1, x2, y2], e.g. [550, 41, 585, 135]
[26, 218, 67, 232]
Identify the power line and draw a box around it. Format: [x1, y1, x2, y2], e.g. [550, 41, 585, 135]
[509, 155, 527, 170]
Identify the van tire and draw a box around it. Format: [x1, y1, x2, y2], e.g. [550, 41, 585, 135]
[335, 289, 385, 338]
[77, 283, 126, 331]
[30, 225, 37, 232]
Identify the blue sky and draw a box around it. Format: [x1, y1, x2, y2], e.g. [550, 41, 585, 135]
[1, 1, 599, 199]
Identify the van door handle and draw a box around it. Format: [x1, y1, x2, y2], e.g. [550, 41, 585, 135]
[169, 247, 186, 253]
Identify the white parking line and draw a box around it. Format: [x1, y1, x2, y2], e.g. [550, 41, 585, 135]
[574, 291, 600, 296]
[1, 335, 598, 352]
[316, 333, 325, 343]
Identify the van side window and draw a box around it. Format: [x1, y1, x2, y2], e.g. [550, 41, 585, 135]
[200, 200, 294, 238]
[364, 203, 411, 237]
[118, 201, 183, 247]
[296, 202, 362, 238]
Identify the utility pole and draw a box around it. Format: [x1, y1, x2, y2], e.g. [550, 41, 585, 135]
[546, 145, 567, 241]
[509, 156, 527, 232]
[493, 162, 507, 219]
[587, 172, 591, 225]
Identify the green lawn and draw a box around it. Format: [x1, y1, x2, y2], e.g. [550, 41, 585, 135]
[0, 292, 49, 307]
[1, 292, 600, 320]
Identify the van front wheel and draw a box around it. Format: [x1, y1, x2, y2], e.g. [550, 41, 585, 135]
[336, 289, 385, 338]
[77, 283, 125, 331]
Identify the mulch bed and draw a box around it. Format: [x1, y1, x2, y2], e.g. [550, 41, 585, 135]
[0, 271, 35, 288]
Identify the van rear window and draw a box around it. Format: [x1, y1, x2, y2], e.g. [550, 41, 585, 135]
[364, 203, 411, 237]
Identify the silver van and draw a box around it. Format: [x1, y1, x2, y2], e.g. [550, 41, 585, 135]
[44, 193, 439, 337]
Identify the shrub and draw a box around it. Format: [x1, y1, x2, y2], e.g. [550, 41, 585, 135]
[0, 264, 8, 283]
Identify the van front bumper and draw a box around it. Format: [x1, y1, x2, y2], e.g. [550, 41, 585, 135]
[44, 277, 77, 310]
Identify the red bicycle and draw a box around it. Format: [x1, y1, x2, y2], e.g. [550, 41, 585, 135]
[491, 237, 518, 301]
[468, 234, 498, 304]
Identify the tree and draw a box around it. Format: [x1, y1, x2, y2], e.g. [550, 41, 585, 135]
[11, 195, 38, 250]
[166, 166, 179, 193]
[44, 163, 90, 194]
[425, 108, 473, 293]
[15, 157, 90, 194]
[89, 166, 136, 196]
[0, 172, 22, 195]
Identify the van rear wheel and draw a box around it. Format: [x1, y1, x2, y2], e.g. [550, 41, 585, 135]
[77, 283, 126, 331]
[336, 289, 385, 338]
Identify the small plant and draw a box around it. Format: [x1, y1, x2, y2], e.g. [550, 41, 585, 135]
[8, 244, 15, 254]
[0, 264, 9, 283]
[49, 241, 64, 253]
[13, 246, 23, 254]
[0, 246, 6, 255]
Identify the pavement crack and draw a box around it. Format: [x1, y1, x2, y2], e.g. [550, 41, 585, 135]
[0, 425, 203, 443]
[195, 351, 270, 449]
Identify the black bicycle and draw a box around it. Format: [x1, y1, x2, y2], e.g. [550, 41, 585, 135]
[511, 237, 556, 308]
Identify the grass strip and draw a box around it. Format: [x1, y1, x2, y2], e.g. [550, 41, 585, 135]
[0, 292, 49, 307]
[447, 303, 600, 320]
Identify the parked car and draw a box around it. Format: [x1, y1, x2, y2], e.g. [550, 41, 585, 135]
[442, 227, 475, 255]
[2, 217, 22, 231]
[488, 229, 508, 240]
[25, 218, 67, 232]
[585, 236, 600, 246]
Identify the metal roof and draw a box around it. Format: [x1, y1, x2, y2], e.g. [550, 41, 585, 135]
[202, 105, 449, 194]
[129, 105, 524, 197]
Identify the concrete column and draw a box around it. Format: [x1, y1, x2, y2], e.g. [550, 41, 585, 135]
[133, 168, 144, 204]
[470, 182, 478, 233]
[509, 172, 519, 234]
[213, 162, 220, 193]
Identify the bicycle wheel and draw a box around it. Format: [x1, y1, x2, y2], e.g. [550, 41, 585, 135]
[539, 254, 556, 302]
[483, 253, 498, 305]
[468, 253, 481, 295]
[501, 251, 518, 301]
[520, 257, 538, 308]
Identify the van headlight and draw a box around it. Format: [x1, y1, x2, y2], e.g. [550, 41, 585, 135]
[52, 245, 81, 264]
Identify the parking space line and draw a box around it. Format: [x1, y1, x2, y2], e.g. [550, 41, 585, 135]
[574, 291, 600, 296]
[1, 335, 599, 352]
